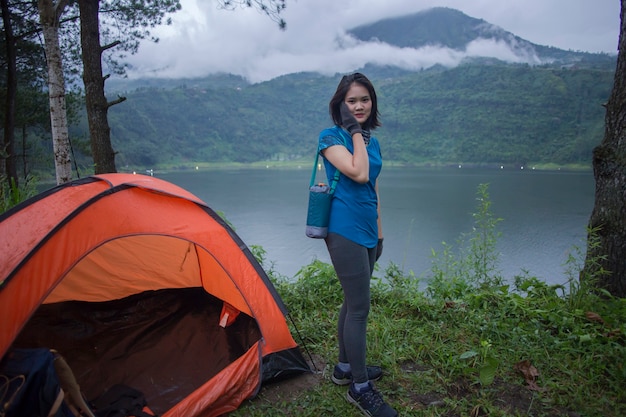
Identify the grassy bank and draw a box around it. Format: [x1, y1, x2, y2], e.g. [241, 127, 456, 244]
[234, 186, 625, 417]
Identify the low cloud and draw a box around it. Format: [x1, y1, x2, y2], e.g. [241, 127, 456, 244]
[127, 33, 549, 83]
[123, 0, 617, 83]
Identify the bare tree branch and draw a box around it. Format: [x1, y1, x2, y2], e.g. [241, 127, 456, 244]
[107, 95, 126, 108]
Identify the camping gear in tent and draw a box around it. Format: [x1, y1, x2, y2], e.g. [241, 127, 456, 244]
[0, 173, 310, 416]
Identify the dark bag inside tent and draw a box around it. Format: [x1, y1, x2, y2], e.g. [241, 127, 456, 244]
[12, 287, 262, 415]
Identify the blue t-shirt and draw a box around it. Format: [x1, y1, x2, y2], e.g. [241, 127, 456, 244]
[318, 126, 382, 248]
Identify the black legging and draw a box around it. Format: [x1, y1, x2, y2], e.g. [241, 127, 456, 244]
[325, 232, 377, 384]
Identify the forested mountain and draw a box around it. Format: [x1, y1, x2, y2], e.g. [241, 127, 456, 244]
[348, 7, 611, 64]
[92, 8, 615, 170]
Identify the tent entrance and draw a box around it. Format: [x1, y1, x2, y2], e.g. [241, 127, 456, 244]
[12, 287, 262, 414]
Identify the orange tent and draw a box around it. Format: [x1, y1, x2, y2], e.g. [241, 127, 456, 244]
[0, 173, 310, 416]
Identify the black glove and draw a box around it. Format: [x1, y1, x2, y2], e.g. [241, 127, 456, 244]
[340, 102, 362, 136]
[376, 238, 384, 261]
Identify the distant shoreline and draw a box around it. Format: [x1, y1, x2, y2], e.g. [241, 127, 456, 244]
[118, 160, 593, 174]
[35, 161, 593, 187]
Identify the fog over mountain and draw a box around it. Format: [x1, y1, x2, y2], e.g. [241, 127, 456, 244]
[122, 1, 618, 83]
[344, 8, 589, 72]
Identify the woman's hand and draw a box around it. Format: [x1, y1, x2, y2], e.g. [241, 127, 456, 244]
[340, 102, 362, 136]
[376, 238, 384, 261]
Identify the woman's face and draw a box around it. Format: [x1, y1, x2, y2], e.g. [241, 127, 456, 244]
[344, 82, 372, 126]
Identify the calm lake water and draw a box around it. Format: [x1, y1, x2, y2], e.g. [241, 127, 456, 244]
[158, 167, 595, 286]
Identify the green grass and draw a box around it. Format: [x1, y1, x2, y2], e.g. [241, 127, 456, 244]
[240, 185, 626, 417]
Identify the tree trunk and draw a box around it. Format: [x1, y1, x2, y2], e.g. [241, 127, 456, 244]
[38, 0, 72, 185]
[583, 0, 626, 297]
[1, 0, 18, 184]
[78, 0, 116, 174]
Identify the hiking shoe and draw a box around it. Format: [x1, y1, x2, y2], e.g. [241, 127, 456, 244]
[347, 382, 398, 417]
[331, 365, 383, 385]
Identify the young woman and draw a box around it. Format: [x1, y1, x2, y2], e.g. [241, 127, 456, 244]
[318, 73, 397, 417]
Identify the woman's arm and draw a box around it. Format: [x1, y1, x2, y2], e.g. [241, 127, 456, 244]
[322, 103, 369, 183]
[322, 134, 369, 184]
[376, 180, 384, 260]
[376, 180, 383, 239]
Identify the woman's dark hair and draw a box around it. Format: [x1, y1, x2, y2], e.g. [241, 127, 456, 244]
[329, 72, 381, 130]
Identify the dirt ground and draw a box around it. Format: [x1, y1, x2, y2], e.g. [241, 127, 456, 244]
[237, 355, 582, 417]
[250, 355, 329, 405]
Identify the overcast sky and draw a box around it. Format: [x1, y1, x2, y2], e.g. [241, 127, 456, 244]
[124, 0, 620, 83]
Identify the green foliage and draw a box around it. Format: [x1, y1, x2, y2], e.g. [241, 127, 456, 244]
[427, 183, 503, 299]
[467, 183, 503, 287]
[565, 226, 613, 306]
[459, 339, 499, 386]
[0, 175, 38, 214]
[290, 260, 343, 310]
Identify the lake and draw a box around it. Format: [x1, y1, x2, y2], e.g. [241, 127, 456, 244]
[158, 166, 595, 286]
